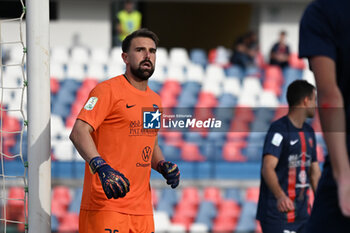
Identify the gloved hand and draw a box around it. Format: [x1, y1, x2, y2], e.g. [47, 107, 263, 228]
[89, 157, 130, 199]
[157, 160, 180, 188]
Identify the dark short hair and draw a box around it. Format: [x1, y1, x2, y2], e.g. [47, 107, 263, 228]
[287, 80, 315, 107]
[122, 28, 159, 53]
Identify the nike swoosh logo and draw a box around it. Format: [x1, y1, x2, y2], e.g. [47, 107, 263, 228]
[126, 104, 136, 108]
[290, 139, 299, 145]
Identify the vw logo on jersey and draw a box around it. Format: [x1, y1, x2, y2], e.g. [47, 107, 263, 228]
[142, 146, 152, 162]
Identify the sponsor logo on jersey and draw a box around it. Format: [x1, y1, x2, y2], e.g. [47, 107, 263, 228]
[142, 146, 152, 162]
[84, 97, 98, 110]
[126, 104, 136, 108]
[290, 139, 299, 146]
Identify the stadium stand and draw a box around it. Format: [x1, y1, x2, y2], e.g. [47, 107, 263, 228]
[2, 45, 326, 232]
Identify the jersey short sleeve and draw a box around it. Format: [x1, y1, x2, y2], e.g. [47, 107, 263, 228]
[263, 124, 284, 159]
[78, 82, 115, 131]
[299, 0, 337, 61]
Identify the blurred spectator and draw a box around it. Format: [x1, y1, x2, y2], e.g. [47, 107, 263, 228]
[114, 0, 142, 46]
[269, 31, 290, 69]
[230, 31, 258, 70]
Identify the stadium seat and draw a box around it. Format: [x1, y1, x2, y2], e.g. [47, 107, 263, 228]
[181, 186, 200, 206]
[68, 188, 82, 214]
[236, 201, 258, 233]
[205, 64, 226, 81]
[222, 141, 246, 162]
[225, 188, 243, 204]
[70, 46, 90, 64]
[166, 65, 186, 83]
[110, 47, 124, 66]
[7, 187, 25, 221]
[51, 46, 69, 65]
[245, 187, 260, 203]
[289, 53, 306, 70]
[155, 47, 169, 68]
[66, 63, 85, 81]
[172, 214, 193, 231]
[174, 201, 198, 219]
[90, 47, 109, 64]
[203, 187, 222, 207]
[169, 47, 190, 67]
[154, 211, 171, 232]
[186, 64, 205, 84]
[195, 201, 217, 229]
[58, 212, 79, 232]
[189, 223, 209, 233]
[86, 63, 106, 81]
[190, 48, 207, 68]
[225, 65, 244, 79]
[181, 142, 205, 162]
[222, 78, 241, 97]
[212, 215, 238, 233]
[196, 92, 218, 108]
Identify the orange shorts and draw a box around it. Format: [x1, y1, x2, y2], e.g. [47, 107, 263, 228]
[79, 209, 155, 233]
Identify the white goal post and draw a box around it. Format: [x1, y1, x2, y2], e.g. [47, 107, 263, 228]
[26, 0, 51, 232]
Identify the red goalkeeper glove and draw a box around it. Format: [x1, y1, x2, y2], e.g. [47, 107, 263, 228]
[89, 157, 130, 199]
[157, 160, 180, 188]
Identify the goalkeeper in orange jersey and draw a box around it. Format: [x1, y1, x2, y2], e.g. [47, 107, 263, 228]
[70, 28, 180, 233]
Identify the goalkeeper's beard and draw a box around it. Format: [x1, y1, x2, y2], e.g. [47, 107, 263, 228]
[130, 60, 155, 81]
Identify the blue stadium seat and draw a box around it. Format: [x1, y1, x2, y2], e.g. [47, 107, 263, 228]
[225, 188, 244, 205]
[51, 215, 59, 232]
[236, 201, 257, 233]
[195, 201, 217, 229]
[148, 80, 163, 93]
[218, 93, 237, 108]
[225, 66, 244, 79]
[156, 199, 175, 217]
[159, 188, 178, 206]
[68, 188, 83, 214]
[160, 144, 181, 161]
[190, 48, 207, 67]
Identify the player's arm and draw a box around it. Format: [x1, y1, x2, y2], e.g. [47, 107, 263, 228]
[152, 136, 180, 189]
[309, 161, 321, 193]
[262, 154, 295, 213]
[310, 56, 350, 216]
[69, 119, 99, 163]
[70, 119, 130, 199]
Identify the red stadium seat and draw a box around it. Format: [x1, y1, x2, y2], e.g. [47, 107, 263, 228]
[204, 187, 222, 207]
[53, 186, 71, 209]
[172, 214, 193, 231]
[163, 131, 183, 148]
[217, 200, 241, 220]
[289, 53, 306, 70]
[58, 212, 79, 233]
[7, 187, 25, 221]
[213, 215, 238, 233]
[50, 77, 60, 94]
[175, 201, 198, 219]
[181, 142, 205, 162]
[245, 187, 260, 203]
[196, 92, 218, 108]
[264, 65, 283, 84]
[222, 142, 247, 162]
[161, 80, 182, 96]
[181, 187, 200, 206]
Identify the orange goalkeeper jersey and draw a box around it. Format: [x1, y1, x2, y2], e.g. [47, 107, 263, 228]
[77, 75, 161, 215]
